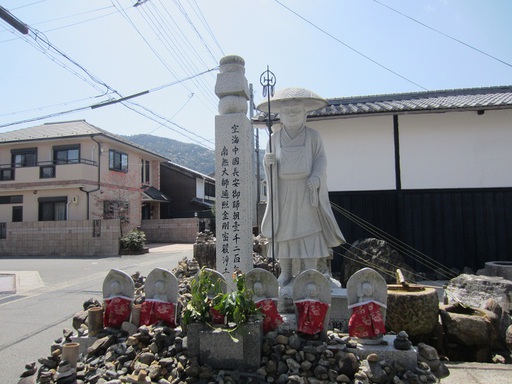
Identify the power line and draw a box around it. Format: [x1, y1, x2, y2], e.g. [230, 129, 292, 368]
[1, 4, 218, 146]
[272, 0, 428, 91]
[372, 0, 512, 69]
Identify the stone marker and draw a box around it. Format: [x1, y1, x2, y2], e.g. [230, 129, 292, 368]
[214, 55, 254, 278]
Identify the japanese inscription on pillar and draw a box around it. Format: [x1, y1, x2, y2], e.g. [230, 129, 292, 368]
[214, 55, 253, 277]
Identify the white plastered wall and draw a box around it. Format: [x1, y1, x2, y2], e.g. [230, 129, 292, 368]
[312, 116, 396, 192]
[399, 109, 512, 189]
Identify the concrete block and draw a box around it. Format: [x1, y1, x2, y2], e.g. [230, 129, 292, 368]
[187, 321, 262, 371]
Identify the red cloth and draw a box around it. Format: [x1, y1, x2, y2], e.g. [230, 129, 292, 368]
[295, 300, 329, 334]
[348, 301, 386, 339]
[104, 297, 132, 328]
[140, 301, 177, 328]
[210, 307, 225, 324]
[256, 299, 283, 333]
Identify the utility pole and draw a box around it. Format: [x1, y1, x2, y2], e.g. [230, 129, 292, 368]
[0, 6, 29, 35]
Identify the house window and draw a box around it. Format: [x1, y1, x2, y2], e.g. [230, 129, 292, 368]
[11, 148, 37, 167]
[12, 206, 22, 222]
[0, 195, 23, 204]
[103, 200, 130, 223]
[141, 159, 150, 184]
[53, 145, 79, 164]
[0, 168, 14, 181]
[40, 165, 55, 178]
[109, 150, 128, 172]
[38, 197, 67, 221]
[205, 182, 215, 198]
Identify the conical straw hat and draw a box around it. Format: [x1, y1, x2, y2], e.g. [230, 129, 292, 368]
[256, 87, 328, 114]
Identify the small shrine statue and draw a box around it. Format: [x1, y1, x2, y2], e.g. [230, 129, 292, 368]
[293, 269, 331, 335]
[140, 268, 178, 327]
[102, 269, 135, 328]
[246, 268, 283, 333]
[347, 267, 387, 344]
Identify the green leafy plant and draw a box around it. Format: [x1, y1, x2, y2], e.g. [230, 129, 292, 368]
[212, 271, 260, 327]
[120, 229, 146, 250]
[182, 267, 224, 325]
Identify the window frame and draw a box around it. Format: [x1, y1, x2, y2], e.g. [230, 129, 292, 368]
[38, 196, 67, 221]
[53, 144, 80, 164]
[12, 206, 23, 222]
[109, 150, 128, 173]
[11, 147, 37, 168]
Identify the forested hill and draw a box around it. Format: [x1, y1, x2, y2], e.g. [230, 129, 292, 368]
[122, 134, 215, 175]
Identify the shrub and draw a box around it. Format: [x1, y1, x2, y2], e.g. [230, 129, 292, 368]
[120, 229, 146, 250]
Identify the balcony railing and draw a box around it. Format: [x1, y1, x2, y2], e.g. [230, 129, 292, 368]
[0, 158, 98, 182]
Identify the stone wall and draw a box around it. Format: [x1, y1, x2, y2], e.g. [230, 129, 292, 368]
[141, 218, 208, 243]
[0, 219, 120, 257]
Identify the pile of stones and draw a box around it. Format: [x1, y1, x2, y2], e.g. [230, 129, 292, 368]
[17, 257, 447, 384]
[19, 323, 444, 384]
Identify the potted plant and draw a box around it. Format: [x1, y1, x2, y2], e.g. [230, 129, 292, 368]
[211, 271, 260, 328]
[182, 267, 224, 326]
[183, 268, 263, 371]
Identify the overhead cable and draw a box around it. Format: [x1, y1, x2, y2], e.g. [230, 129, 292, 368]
[272, 0, 428, 91]
[372, 0, 512, 69]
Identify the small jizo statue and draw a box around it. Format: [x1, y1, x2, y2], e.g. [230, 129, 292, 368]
[293, 269, 331, 335]
[140, 268, 179, 328]
[347, 267, 387, 344]
[102, 269, 135, 328]
[246, 268, 283, 333]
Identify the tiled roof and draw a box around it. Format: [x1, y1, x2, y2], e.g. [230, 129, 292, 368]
[0, 120, 106, 142]
[309, 85, 512, 118]
[0, 120, 168, 160]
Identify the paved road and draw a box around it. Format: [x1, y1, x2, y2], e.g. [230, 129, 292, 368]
[0, 243, 192, 384]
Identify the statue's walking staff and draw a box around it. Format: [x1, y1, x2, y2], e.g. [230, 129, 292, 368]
[259, 67, 276, 274]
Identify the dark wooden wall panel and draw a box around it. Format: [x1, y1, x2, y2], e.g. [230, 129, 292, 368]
[329, 188, 512, 274]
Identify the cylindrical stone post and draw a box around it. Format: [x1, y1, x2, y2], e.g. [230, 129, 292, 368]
[87, 307, 103, 337]
[214, 55, 254, 278]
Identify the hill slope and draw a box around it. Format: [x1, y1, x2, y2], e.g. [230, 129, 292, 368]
[123, 134, 215, 175]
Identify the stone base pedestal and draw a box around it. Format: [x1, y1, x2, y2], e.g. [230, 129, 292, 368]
[346, 335, 418, 371]
[329, 288, 349, 331]
[186, 321, 262, 371]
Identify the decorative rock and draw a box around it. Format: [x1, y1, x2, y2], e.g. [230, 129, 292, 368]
[336, 373, 351, 383]
[367, 353, 379, 362]
[393, 331, 412, 350]
[417, 343, 450, 379]
[276, 334, 289, 345]
[446, 274, 512, 312]
[126, 370, 151, 383]
[506, 324, 512, 352]
[343, 238, 416, 285]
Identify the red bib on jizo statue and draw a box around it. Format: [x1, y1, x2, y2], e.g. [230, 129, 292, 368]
[295, 300, 330, 335]
[256, 299, 284, 333]
[348, 301, 386, 338]
[104, 297, 132, 328]
[140, 300, 177, 328]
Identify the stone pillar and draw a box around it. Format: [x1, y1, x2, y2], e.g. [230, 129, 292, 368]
[215, 55, 253, 277]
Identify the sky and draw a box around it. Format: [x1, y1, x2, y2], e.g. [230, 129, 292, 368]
[1, 0, 511, 151]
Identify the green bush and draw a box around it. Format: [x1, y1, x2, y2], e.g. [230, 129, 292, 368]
[120, 229, 146, 250]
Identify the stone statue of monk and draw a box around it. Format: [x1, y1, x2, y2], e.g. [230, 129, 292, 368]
[257, 88, 345, 287]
